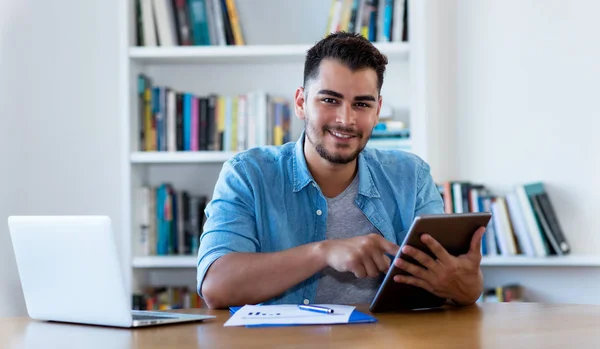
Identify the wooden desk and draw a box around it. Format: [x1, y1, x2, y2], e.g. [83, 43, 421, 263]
[1, 303, 599, 348]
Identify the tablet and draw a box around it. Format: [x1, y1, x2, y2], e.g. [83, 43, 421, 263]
[369, 212, 492, 313]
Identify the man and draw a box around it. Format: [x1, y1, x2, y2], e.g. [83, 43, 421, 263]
[197, 32, 485, 309]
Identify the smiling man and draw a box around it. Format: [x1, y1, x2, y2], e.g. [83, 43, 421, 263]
[197, 32, 485, 309]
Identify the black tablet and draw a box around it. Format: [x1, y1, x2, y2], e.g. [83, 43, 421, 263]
[369, 212, 492, 313]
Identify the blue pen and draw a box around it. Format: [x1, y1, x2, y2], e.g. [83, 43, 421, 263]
[298, 304, 335, 314]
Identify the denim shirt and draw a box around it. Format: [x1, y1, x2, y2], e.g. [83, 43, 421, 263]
[196, 132, 444, 305]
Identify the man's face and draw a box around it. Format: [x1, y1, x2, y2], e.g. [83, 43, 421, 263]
[295, 59, 381, 165]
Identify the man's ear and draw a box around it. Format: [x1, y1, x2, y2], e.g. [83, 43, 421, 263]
[294, 86, 306, 120]
[374, 95, 382, 126]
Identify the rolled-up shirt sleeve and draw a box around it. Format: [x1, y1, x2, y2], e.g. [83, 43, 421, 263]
[196, 158, 259, 296]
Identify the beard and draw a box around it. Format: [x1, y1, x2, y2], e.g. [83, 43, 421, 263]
[304, 117, 369, 165]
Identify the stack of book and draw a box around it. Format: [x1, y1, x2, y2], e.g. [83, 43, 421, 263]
[325, 0, 408, 42]
[437, 181, 570, 257]
[133, 286, 204, 310]
[138, 74, 292, 152]
[138, 184, 208, 256]
[478, 284, 524, 303]
[367, 120, 410, 151]
[136, 0, 245, 46]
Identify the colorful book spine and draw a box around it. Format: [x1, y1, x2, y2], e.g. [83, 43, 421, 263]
[183, 93, 192, 150]
[191, 96, 199, 151]
[225, 0, 244, 45]
[188, 0, 211, 45]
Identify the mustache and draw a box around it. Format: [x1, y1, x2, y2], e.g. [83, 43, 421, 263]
[323, 125, 362, 138]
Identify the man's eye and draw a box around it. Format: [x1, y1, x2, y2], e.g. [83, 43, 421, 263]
[322, 98, 337, 104]
[355, 103, 370, 108]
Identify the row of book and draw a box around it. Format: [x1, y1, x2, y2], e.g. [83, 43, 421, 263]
[478, 284, 524, 303]
[138, 184, 208, 256]
[367, 120, 411, 151]
[133, 286, 205, 310]
[437, 181, 570, 257]
[136, 0, 244, 47]
[326, 0, 408, 43]
[135, 0, 409, 47]
[138, 75, 292, 152]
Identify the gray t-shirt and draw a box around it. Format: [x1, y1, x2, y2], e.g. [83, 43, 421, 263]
[314, 175, 383, 304]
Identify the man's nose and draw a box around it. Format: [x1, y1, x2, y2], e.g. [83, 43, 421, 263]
[336, 104, 356, 126]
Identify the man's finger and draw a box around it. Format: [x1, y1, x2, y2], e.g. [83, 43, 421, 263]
[383, 254, 391, 271]
[362, 257, 380, 278]
[352, 264, 367, 278]
[420, 234, 452, 264]
[377, 236, 400, 256]
[401, 245, 439, 273]
[394, 258, 429, 280]
[373, 253, 390, 273]
[393, 275, 435, 294]
[470, 226, 486, 255]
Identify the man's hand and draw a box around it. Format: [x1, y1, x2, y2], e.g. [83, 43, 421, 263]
[320, 234, 399, 278]
[393, 226, 486, 305]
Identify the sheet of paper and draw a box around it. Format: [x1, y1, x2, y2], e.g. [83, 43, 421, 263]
[223, 304, 356, 327]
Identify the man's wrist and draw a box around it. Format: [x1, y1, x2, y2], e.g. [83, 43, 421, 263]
[447, 294, 480, 306]
[449, 284, 484, 306]
[312, 241, 330, 270]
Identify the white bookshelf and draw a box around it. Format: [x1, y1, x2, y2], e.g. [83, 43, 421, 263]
[124, 0, 600, 305]
[118, 0, 427, 299]
[115, 0, 600, 307]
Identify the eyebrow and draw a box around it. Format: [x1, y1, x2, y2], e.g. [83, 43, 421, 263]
[317, 89, 377, 102]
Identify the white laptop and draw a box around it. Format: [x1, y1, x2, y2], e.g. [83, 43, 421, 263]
[7, 215, 215, 327]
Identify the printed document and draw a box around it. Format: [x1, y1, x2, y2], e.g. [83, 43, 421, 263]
[224, 304, 355, 327]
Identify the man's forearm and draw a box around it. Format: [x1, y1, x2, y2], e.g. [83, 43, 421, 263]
[201, 242, 327, 308]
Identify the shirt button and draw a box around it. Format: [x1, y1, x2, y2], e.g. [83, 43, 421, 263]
[312, 182, 317, 187]
[303, 299, 310, 305]
[316, 209, 322, 216]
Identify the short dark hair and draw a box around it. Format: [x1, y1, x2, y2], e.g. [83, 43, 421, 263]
[303, 32, 388, 94]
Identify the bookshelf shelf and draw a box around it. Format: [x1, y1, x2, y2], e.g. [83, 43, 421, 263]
[128, 43, 410, 65]
[130, 143, 413, 164]
[481, 255, 600, 267]
[367, 138, 412, 151]
[130, 151, 238, 164]
[133, 256, 197, 268]
[131, 255, 600, 269]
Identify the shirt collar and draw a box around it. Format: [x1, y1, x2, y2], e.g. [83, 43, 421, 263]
[292, 130, 380, 198]
[357, 149, 381, 198]
[292, 130, 314, 192]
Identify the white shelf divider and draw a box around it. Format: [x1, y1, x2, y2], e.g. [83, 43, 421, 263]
[130, 151, 238, 164]
[128, 42, 410, 64]
[481, 255, 600, 267]
[133, 256, 197, 268]
[131, 255, 600, 269]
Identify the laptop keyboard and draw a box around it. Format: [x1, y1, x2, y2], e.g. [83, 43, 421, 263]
[132, 314, 177, 321]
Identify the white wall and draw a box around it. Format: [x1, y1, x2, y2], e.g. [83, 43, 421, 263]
[0, 1, 27, 318]
[422, 0, 459, 181]
[0, 0, 121, 317]
[454, 0, 600, 254]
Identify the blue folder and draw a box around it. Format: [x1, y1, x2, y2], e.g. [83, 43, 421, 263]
[229, 306, 377, 327]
